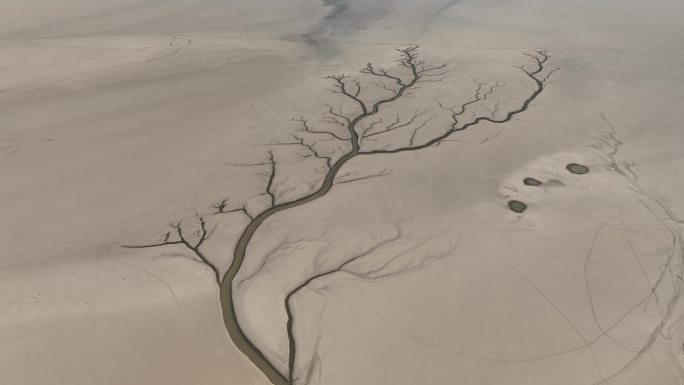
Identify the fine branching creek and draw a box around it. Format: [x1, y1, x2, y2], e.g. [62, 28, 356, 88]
[125, 47, 559, 385]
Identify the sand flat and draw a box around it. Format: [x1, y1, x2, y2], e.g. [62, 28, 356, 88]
[2, 1, 684, 384]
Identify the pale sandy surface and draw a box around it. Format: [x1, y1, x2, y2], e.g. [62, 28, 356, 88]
[2, 1, 684, 385]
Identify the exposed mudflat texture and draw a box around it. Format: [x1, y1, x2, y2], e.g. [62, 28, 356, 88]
[2, 1, 684, 385]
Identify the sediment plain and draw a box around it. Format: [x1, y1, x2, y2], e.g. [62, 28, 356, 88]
[2, 1, 684, 384]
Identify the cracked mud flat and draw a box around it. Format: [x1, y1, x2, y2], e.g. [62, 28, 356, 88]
[2, 1, 684, 385]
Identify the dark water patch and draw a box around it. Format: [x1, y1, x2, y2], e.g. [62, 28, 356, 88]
[508, 200, 527, 213]
[523, 177, 542, 186]
[567, 163, 589, 174]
